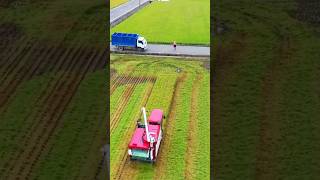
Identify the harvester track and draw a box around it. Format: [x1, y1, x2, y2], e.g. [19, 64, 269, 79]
[110, 76, 155, 134]
[0, 42, 58, 113]
[154, 75, 185, 179]
[113, 76, 156, 180]
[184, 74, 202, 179]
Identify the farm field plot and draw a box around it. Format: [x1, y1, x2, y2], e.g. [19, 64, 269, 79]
[110, 55, 210, 179]
[111, 0, 210, 45]
[213, 0, 320, 179]
[0, 0, 108, 179]
[111, 0, 128, 8]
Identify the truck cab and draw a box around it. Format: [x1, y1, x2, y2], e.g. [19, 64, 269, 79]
[137, 36, 147, 49]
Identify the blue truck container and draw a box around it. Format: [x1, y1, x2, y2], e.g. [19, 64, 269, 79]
[111, 32, 147, 50]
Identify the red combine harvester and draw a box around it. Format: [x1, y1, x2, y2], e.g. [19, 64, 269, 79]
[128, 107, 164, 162]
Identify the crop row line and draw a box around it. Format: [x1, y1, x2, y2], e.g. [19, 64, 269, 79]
[0, 40, 83, 178]
[1, 43, 105, 179]
[110, 76, 155, 134]
[115, 79, 156, 180]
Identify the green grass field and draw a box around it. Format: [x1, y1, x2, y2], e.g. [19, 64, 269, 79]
[0, 0, 107, 179]
[0, 0, 105, 45]
[110, 55, 210, 179]
[111, 0, 210, 45]
[213, 0, 320, 179]
[111, 0, 128, 8]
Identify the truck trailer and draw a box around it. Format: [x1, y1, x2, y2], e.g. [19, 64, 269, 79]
[111, 32, 147, 50]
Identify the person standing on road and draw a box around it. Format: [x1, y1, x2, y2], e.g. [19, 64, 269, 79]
[173, 41, 177, 50]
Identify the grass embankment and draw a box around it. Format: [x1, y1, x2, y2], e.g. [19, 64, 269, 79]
[111, 0, 210, 45]
[213, 0, 320, 179]
[110, 55, 210, 179]
[111, 0, 128, 9]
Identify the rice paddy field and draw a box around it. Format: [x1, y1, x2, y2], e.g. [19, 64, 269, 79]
[0, 0, 108, 179]
[111, 0, 210, 45]
[213, 0, 320, 179]
[110, 55, 210, 179]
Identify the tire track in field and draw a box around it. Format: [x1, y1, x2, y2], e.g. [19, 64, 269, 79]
[24, 48, 105, 178]
[90, 107, 109, 180]
[110, 75, 132, 94]
[110, 75, 127, 94]
[110, 76, 155, 134]
[113, 77, 156, 180]
[0, 37, 35, 81]
[184, 74, 202, 179]
[3, 44, 91, 179]
[32, 49, 106, 180]
[0, 23, 22, 50]
[0, 27, 25, 63]
[27, 48, 102, 177]
[3, 45, 104, 179]
[255, 34, 294, 179]
[0, 42, 59, 114]
[22, 48, 103, 178]
[0, 41, 82, 177]
[0, 41, 72, 116]
[110, 82, 136, 134]
[154, 74, 186, 180]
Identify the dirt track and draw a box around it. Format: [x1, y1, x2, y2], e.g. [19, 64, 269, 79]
[184, 74, 202, 179]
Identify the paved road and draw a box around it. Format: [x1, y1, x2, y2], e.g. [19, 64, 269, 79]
[110, 0, 151, 27]
[110, 43, 210, 57]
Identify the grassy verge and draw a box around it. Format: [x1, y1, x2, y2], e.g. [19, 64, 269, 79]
[111, 0, 128, 9]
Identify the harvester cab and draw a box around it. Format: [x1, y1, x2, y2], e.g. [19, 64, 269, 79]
[128, 107, 164, 162]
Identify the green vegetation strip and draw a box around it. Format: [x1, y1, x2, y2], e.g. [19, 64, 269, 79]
[163, 73, 195, 179]
[111, 0, 210, 44]
[146, 75, 177, 114]
[32, 70, 106, 179]
[194, 73, 210, 179]
[135, 75, 177, 180]
[0, 74, 52, 169]
[110, 85, 126, 116]
[110, 83, 148, 178]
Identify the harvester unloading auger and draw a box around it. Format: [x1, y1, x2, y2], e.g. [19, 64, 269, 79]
[128, 107, 164, 162]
